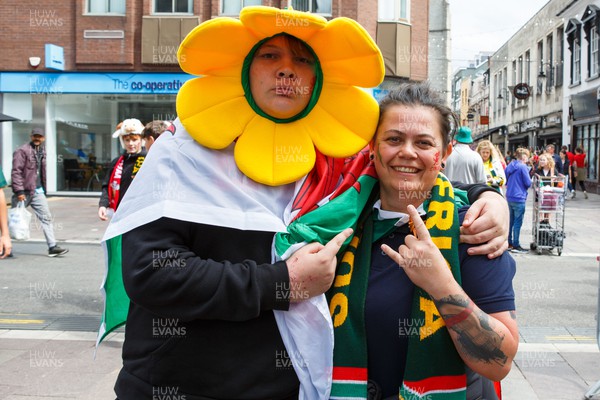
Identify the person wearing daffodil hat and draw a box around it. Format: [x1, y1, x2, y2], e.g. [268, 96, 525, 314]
[97, 6, 509, 400]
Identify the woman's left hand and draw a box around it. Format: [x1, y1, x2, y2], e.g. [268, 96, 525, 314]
[460, 191, 509, 259]
[381, 205, 459, 299]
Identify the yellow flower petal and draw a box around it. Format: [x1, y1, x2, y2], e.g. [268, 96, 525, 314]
[176, 6, 385, 186]
[303, 83, 380, 157]
[178, 17, 259, 77]
[235, 118, 316, 186]
[308, 18, 385, 87]
[177, 76, 254, 149]
[240, 6, 327, 43]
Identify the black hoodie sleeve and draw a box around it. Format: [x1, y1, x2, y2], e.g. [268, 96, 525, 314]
[121, 217, 291, 322]
[99, 157, 119, 208]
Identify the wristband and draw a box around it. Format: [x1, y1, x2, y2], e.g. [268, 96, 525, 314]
[444, 300, 474, 329]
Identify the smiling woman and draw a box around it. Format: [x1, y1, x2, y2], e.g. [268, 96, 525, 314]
[343, 82, 519, 399]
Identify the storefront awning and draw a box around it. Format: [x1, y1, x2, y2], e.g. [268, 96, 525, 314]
[0, 112, 19, 122]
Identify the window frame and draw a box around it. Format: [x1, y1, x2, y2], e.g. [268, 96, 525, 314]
[566, 18, 583, 86]
[378, 0, 410, 22]
[220, 0, 263, 16]
[85, 0, 126, 15]
[290, 0, 332, 15]
[152, 0, 193, 15]
[573, 38, 581, 84]
[591, 26, 599, 77]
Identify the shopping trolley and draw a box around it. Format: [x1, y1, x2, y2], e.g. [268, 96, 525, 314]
[530, 173, 567, 256]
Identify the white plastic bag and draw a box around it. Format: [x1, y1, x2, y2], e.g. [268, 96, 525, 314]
[8, 201, 32, 240]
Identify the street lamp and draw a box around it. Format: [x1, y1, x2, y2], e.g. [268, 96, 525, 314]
[538, 63, 551, 79]
[497, 88, 510, 100]
[537, 62, 553, 92]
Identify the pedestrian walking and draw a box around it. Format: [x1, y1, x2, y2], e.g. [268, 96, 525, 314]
[545, 144, 562, 174]
[505, 147, 532, 254]
[11, 128, 68, 257]
[572, 146, 589, 199]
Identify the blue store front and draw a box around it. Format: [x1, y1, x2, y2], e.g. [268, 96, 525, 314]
[0, 72, 192, 194]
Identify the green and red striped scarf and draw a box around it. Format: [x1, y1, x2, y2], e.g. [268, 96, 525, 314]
[328, 173, 467, 400]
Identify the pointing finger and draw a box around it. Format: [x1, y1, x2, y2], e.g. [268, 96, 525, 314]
[320, 228, 353, 258]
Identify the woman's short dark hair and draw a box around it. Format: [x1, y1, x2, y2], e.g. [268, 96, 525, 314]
[377, 81, 457, 149]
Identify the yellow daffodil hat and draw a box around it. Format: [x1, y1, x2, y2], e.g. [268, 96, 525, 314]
[177, 6, 385, 186]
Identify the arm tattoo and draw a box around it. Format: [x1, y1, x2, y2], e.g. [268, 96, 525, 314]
[434, 294, 508, 366]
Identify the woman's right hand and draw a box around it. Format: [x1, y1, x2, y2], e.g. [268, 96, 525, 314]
[381, 205, 458, 299]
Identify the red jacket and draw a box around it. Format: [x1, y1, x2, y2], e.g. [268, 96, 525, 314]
[573, 153, 586, 168]
[11, 142, 46, 196]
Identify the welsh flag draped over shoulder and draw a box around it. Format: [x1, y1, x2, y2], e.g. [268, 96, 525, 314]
[96, 119, 296, 346]
[272, 149, 379, 400]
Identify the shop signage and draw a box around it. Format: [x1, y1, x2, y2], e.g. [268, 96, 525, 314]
[513, 83, 531, 100]
[0, 72, 194, 95]
[508, 123, 520, 134]
[45, 44, 64, 71]
[545, 113, 562, 127]
[520, 118, 541, 132]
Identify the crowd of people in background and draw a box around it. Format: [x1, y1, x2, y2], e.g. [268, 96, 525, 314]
[507, 144, 589, 200]
[461, 140, 591, 255]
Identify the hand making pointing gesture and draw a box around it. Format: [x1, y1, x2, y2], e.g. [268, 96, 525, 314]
[286, 228, 353, 302]
[381, 204, 458, 300]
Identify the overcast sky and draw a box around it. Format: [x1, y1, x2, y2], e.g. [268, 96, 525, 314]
[450, 0, 551, 71]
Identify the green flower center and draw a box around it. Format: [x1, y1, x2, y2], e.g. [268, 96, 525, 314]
[242, 33, 323, 124]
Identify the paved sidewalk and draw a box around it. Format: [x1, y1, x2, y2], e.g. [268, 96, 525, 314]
[0, 192, 598, 399]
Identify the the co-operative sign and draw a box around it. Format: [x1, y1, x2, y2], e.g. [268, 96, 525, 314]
[0, 72, 194, 95]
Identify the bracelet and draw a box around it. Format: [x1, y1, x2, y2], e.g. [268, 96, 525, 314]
[444, 300, 474, 329]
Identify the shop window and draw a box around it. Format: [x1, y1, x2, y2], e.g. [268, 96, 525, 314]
[154, 0, 192, 13]
[378, 0, 409, 22]
[87, 0, 126, 14]
[291, 0, 332, 14]
[221, 0, 262, 15]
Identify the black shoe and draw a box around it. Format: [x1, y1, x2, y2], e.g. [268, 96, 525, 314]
[48, 246, 69, 257]
[512, 246, 529, 254]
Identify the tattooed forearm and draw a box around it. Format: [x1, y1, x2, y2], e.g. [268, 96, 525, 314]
[454, 310, 508, 366]
[434, 294, 509, 366]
